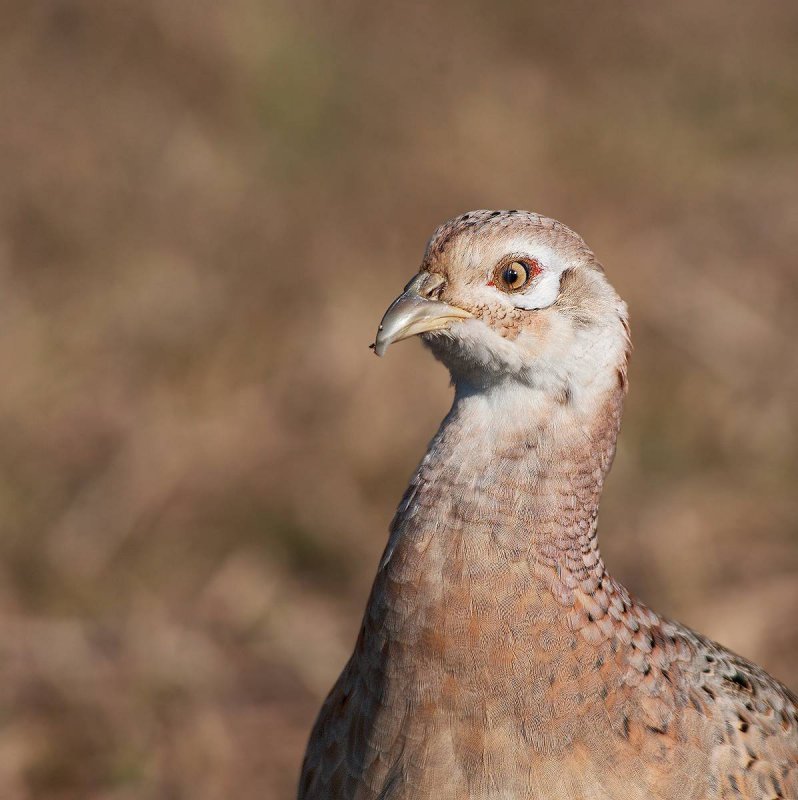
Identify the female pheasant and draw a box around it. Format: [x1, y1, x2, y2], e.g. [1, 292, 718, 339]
[298, 210, 798, 799]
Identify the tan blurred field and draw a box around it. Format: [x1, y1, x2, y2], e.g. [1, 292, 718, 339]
[0, 2, 796, 798]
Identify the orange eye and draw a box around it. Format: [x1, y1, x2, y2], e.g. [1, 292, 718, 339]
[496, 260, 534, 291]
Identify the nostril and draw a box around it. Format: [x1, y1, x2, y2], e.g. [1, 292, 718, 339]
[424, 285, 443, 300]
[421, 272, 445, 300]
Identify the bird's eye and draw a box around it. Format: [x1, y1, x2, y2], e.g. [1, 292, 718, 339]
[496, 260, 533, 292]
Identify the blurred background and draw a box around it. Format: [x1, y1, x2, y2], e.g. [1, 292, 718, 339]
[0, 1, 796, 798]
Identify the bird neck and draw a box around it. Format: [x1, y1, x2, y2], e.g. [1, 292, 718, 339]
[380, 377, 625, 599]
[360, 377, 630, 728]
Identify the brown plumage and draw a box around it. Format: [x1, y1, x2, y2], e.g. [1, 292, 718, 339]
[299, 211, 798, 799]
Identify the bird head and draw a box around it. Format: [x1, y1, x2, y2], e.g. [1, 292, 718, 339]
[373, 210, 630, 402]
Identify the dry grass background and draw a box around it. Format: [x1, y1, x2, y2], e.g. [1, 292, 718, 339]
[0, 1, 796, 798]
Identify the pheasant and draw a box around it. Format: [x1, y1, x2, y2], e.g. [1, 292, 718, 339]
[298, 210, 798, 799]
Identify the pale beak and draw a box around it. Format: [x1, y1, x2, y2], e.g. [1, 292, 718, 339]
[371, 272, 472, 357]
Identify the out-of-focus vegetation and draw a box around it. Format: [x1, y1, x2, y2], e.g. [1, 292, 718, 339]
[0, 2, 796, 797]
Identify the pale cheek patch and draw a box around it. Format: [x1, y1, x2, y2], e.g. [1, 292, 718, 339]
[514, 315, 554, 360]
[453, 319, 527, 373]
[511, 269, 562, 311]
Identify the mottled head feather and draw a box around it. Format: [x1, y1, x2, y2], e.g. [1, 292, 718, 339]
[414, 210, 628, 398]
[423, 209, 601, 273]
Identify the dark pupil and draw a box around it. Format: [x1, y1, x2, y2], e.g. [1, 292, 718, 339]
[504, 266, 518, 285]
